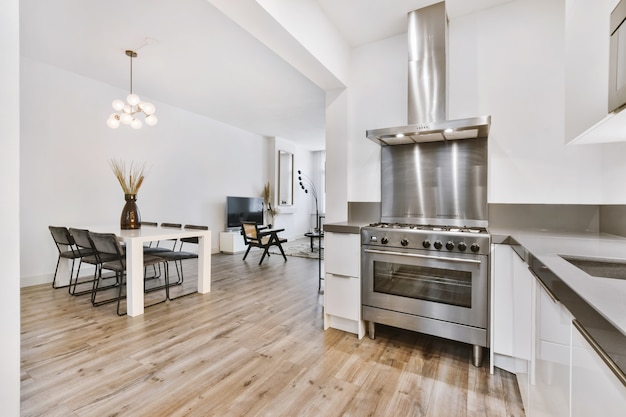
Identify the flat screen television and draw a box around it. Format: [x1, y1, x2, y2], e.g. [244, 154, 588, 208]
[226, 196, 264, 230]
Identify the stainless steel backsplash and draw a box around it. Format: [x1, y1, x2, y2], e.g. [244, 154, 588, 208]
[381, 138, 488, 227]
[489, 204, 601, 233]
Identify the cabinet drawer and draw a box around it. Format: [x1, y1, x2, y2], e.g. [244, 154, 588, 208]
[325, 273, 360, 321]
[325, 232, 360, 276]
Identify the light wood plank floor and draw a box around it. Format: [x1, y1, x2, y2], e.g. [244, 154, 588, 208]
[21, 253, 525, 416]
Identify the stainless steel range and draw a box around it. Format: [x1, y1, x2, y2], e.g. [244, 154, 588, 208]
[361, 223, 489, 366]
[361, 2, 491, 367]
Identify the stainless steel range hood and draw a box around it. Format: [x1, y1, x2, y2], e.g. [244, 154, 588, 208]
[367, 115, 491, 145]
[366, 2, 490, 146]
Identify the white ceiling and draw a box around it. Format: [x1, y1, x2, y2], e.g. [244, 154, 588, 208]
[20, 0, 509, 150]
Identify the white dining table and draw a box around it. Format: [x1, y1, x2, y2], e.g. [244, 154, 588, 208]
[82, 224, 212, 316]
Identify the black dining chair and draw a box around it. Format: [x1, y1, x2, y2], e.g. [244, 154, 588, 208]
[88, 231, 169, 316]
[68, 227, 119, 296]
[154, 224, 206, 296]
[139, 221, 175, 280]
[141, 221, 176, 255]
[48, 226, 93, 290]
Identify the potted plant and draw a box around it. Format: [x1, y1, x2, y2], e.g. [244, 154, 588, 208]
[110, 159, 146, 229]
[263, 182, 277, 227]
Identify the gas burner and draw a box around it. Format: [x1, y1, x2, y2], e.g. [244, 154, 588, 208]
[458, 226, 488, 234]
[362, 222, 490, 255]
[367, 223, 487, 234]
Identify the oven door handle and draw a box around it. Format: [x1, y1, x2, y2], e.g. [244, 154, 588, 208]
[363, 248, 482, 264]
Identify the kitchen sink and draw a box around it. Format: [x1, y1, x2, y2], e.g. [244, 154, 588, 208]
[560, 255, 626, 280]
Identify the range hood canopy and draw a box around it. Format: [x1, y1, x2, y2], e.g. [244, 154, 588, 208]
[366, 115, 491, 145]
[366, 2, 490, 146]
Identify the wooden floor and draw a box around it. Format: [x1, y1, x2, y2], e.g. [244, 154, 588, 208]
[21, 253, 525, 417]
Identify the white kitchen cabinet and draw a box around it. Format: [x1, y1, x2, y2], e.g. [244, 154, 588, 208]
[494, 238, 626, 416]
[528, 279, 572, 417]
[492, 244, 515, 359]
[491, 244, 534, 410]
[325, 273, 360, 321]
[572, 323, 626, 417]
[491, 244, 533, 364]
[323, 231, 366, 339]
[324, 231, 360, 277]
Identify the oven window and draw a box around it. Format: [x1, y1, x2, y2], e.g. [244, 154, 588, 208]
[373, 261, 472, 308]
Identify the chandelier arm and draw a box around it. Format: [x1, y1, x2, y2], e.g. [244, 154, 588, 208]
[108, 49, 155, 129]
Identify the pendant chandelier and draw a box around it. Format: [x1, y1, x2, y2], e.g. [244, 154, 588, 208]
[106, 50, 157, 129]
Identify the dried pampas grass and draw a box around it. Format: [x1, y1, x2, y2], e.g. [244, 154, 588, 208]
[110, 159, 146, 194]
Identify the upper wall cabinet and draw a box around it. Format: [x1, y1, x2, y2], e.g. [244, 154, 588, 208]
[566, 0, 626, 144]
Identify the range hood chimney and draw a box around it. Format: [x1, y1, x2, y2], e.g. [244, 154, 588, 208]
[366, 2, 490, 146]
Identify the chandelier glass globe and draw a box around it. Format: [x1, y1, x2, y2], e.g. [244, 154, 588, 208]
[106, 50, 157, 130]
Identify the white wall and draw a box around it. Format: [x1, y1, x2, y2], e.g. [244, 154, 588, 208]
[450, 0, 626, 204]
[257, 0, 350, 87]
[269, 136, 318, 238]
[20, 57, 274, 285]
[0, 0, 22, 413]
[348, 35, 407, 202]
[564, 0, 611, 141]
[325, 88, 349, 222]
[344, 0, 626, 205]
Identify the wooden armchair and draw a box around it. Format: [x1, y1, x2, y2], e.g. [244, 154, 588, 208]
[241, 222, 287, 265]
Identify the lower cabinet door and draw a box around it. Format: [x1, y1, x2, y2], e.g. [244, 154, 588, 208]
[529, 284, 571, 417]
[325, 273, 359, 321]
[572, 324, 626, 417]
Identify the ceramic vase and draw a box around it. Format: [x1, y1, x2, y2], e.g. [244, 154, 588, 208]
[120, 194, 141, 229]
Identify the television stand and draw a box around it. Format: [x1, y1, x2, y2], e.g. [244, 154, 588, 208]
[219, 230, 246, 254]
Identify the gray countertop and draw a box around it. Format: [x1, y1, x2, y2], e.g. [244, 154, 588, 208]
[490, 227, 626, 384]
[491, 228, 626, 334]
[324, 221, 369, 234]
[327, 224, 626, 335]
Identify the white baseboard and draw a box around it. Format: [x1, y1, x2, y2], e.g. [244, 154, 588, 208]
[21, 273, 52, 288]
[21, 265, 98, 288]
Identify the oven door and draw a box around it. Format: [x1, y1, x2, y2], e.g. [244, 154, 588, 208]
[362, 246, 488, 329]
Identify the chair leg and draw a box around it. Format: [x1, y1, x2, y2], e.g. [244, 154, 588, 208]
[173, 260, 184, 285]
[243, 245, 252, 260]
[51, 256, 61, 288]
[115, 264, 170, 315]
[144, 264, 162, 280]
[70, 260, 97, 296]
[164, 262, 170, 300]
[259, 247, 270, 265]
[92, 267, 123, 307]
[275, 243, 287, 262]
[69, 260, 82, 295]
[52, 257, 76, 289]
[91, 266, 102, 306]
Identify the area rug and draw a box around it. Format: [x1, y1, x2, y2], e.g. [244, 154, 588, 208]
[268, 237, 324, 260]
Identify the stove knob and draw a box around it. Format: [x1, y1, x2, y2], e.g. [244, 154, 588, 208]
[381, 237, 389, 245]
[471, 243, 480, 253]
[458, 242, 467, 251]
[434, 241, 443, 250]
[422, 240, 431, 248]
[401, 238, 409, 246]
[446, 241, 455, 250]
